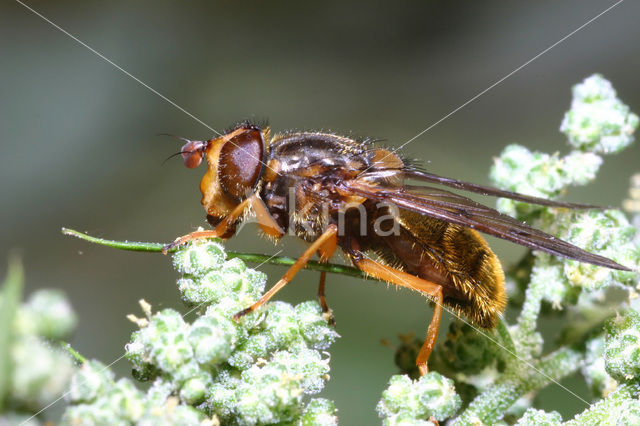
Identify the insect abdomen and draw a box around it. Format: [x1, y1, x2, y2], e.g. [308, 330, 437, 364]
[384, 210, 507, 328]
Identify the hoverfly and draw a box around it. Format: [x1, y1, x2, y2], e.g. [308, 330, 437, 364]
[165, 121, 630, 376]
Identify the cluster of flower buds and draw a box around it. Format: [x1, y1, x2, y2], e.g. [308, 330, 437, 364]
[62, 239, 339, 425]
[376, 372, 461, 424]
[1, 288, 76, 425]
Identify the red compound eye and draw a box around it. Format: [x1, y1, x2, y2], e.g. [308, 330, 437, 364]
[181, 140, 205, 169]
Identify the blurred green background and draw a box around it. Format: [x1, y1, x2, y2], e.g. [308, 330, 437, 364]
[2, 0, 640, 424]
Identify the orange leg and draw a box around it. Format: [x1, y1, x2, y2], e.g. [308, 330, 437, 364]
[233, 224, 338, 320]
[250, 195, 285, 238]
[317, 271, 335, 326]
[163, 195, 284, 253]
[351, 256, 443, 376]
[316, 229, 338, 324]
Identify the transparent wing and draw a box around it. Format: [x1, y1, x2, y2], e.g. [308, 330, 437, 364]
[358, 169, 604, 209]
[341, 179, 630, 271]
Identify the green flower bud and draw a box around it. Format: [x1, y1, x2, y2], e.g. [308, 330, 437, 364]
[604, 309, 640, 382]
[490, 145, 604, 220]
[529, 258, 578, 309]
[10, 336, 75, 410]
[377, 373, 461, 422]
[264, 301, 302, 347]
[539, 209, 639, 291]
[172, 240, 226, 276]
[582, 335, 618, 397]
[16, 289, 77, 339]
[566, 384, 640, 426]
[300, 398, 338, 426]
[145, 378, 173, 406]
[431, 321, 500, 375]
[137, 400, 205, 426]
[560, 74, 639, 154]
[179, 375, 208, 405]
[515, 408, 562, 425]
[109, 378, 146, 421]
[295, 301, 339, 350]
[188, 313, 238, 364]
[66, 238, 337, 424]
[490, 145, 564, 200]
[68, 360, 114, 404]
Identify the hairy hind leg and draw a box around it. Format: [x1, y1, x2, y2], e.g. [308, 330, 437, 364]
[350, 255, 443, 376]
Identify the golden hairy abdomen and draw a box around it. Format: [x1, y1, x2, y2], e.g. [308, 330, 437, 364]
[385, 210, 507, 328]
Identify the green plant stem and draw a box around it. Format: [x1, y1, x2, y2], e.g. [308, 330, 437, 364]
[516, 270, 545, 339]
[61, 228, 370, 279]
[61, 342, 87, 365]
[0, 255, 24, 412]
[496, 318, 516, 355]
[452, 346, 584, 424]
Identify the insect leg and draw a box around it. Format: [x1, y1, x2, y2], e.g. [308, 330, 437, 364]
[163, 194, 284, 253]
[350, 256, 443, 376]
[317, 271, 336, 326]
[249, 195, 285, 237]
[233, 224, 338, 320]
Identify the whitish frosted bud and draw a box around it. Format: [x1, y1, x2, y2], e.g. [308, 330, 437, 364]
[11, 336, 75, 410]
[490, 145, 561, 200]
[515, 408, 562, 425]
[604, 309, 640, 382]
[270, 347, 331, 394]
[562, 151, 602, 185]
[145, 378, 173, 406]
[228, 301, 332, 370]
[188, 313, 238, 364]
[127, 309, 193, 374]
[227, 302, 300, 370]
[210, 347, 332, 424]
[61, 404, 113, 425]
[530, 258, 578, 309]
[300, 398, 338, 426]
[125, 331, 158, 381]
[490, 145, 601, 218]
[152, 333, 192, 374]
[226, 362, 306, 424]
[560, 74, 639, 154]
[177, 256, 266, 311]
[264, 301, 301, 347]
[172, 240, 226, 276]
[108, 378, 146, 421]
[137, 402, 205, 425]
[177, 274, 227, 306]
[227, 333, 273, 370]
[567, 384, 640, 425]
[382, 412, 436, 426]
[179, 373, 209, 405]
[206, 369, 240, 419]
[68, 360, 114, 403]
[377, 373, 461, 422]
[295, 301, 339, 350]
[582, 335, 617, 397]
[17, 289, 77, 339]
[553, 210, 639, 290]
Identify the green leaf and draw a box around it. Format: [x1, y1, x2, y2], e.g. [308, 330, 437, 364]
[0, 255, 24, 411]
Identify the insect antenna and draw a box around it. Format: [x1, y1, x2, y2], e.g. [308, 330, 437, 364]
[161, 150, 190, 166]
[157, 132, 191, 143]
